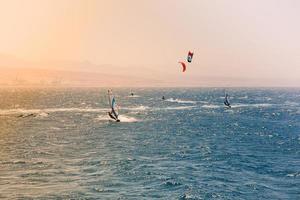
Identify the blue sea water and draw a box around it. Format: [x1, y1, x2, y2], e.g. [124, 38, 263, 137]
[0, 88, 299, 199]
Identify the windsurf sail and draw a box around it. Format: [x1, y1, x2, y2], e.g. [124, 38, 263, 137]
[224, 93, 231, 108]
[187, 51, 194, 63]
[108, 90, 119, 120]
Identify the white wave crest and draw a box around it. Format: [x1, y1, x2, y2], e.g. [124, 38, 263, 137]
[231, 103, 273, 108]
[0, 108, 108, 116]
[95, 115, 110, 121]
[284, 101, 299, 106]
[202, 105, 221, 109]
[121, 106, 149, 111]
[96, 114, 139, 123]
[165, 98, 196, 104]
[128, 95, 140, 98]
[152, 106, 196, 111]
[118, 115, 139, 122]
[202, 103, 273, 109]
[237, 96, 248, 99]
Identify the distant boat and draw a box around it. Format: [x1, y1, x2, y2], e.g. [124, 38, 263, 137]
[224, 93, 231, 108]
[107, 90, 120, 122]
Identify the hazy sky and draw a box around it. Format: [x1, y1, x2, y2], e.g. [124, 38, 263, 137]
[0, 0, 299, 86]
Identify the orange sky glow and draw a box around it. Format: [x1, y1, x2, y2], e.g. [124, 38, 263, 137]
[0, 0, 299, 87]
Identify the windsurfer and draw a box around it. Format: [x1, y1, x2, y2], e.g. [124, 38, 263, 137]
[107, 90, 120, 122]
[224, 94, 231, 108]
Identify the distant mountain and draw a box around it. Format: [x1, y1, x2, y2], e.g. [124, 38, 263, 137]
[0, 54, 298, 87]
[0, 54, 169, 87]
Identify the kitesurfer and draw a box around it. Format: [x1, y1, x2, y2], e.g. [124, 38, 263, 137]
[162, 96, 165, 100]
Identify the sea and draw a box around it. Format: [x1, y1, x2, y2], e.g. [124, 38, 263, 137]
[0, 88, 299, 199]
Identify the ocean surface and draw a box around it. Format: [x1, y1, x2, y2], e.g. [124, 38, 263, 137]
[0, 88, 299, 199]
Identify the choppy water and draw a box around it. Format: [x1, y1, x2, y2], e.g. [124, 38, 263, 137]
[0, 88, 299, 199]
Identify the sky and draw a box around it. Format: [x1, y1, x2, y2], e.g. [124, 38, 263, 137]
[0, 0, 299, 87]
